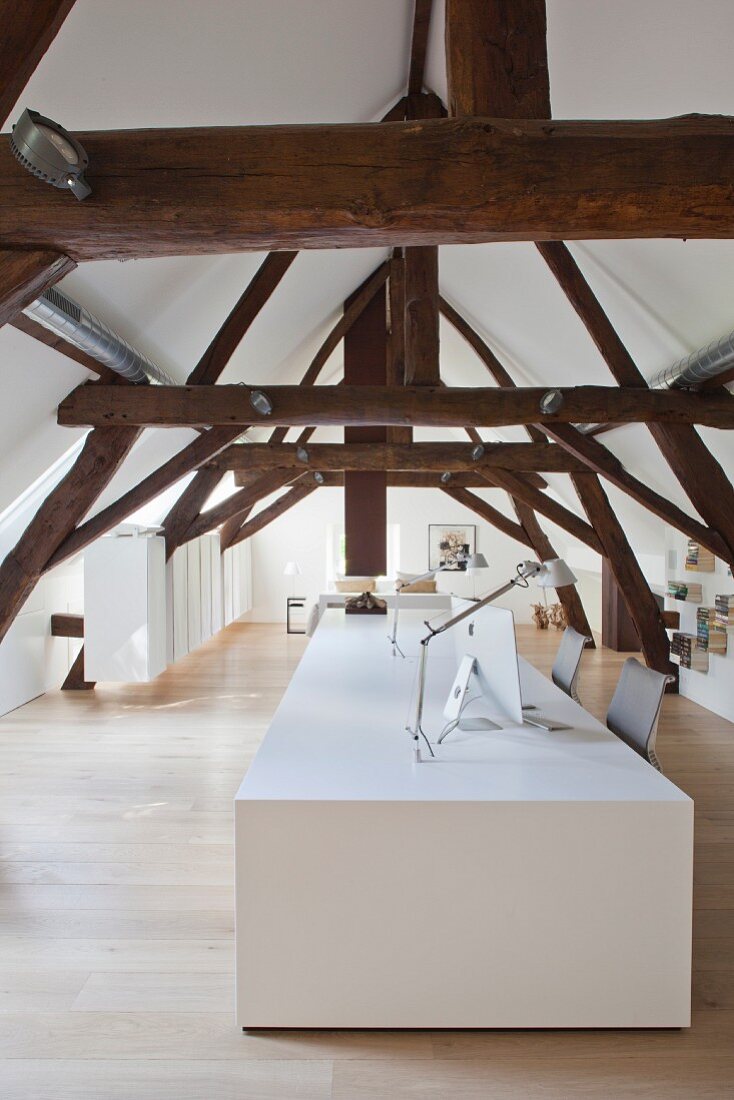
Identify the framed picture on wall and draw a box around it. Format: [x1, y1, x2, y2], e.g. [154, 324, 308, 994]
[428, 525, 476, 572]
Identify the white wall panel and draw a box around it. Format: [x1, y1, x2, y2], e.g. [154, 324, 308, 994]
[172, 546, 189, 661]
[187, 540, 202, 651]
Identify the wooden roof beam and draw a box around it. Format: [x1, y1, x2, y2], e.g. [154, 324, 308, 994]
[3, 117, 734, 259]
[0, 0, 77, 127]
[58, 384, 734, 430]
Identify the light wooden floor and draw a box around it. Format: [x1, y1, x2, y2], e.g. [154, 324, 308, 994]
[0, 622, 732, 1099]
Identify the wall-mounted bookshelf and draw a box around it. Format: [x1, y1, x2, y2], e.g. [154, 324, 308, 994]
[715, 595, 734, 628]
[696, 607, 728, 655]
[684, 541, 716, 572]
[670, 631, 709, 672]
[667, 580, 703, 603]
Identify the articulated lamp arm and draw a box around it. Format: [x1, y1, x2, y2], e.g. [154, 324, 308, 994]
[406, 560, 544, 763]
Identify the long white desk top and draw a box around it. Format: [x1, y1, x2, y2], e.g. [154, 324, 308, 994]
[236, 610, 690, 805]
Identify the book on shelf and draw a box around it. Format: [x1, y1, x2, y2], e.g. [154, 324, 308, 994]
[696, 607, 728, 654]
[667, 580, 703, 603]
[685, 540, 716, 572]
[715, 594, 734, 628]
[671, 631, 709, 671]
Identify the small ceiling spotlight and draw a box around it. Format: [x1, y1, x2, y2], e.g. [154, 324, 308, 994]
[440, 471, 453, 484]
[470, 443, 485, 461]
[296, 447, 310, 463]
[539, 389, 564, 415]
[313, 471, 325, 485]
[249, 389, 273, 416]
[10, 109, 91, 200]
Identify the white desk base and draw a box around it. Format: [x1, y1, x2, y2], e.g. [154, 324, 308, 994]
[235, 612, 692, 1029]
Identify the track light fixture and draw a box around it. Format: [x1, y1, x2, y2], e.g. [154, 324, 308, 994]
[296, 447, 310, 463]
[540, 389, 564, 415]
[313, 471, 325, 485]
[10, 109, 91, 200]
[470, 443, 485, 461]
[249, 390, 273, 416]
[440, 471, 452, 484]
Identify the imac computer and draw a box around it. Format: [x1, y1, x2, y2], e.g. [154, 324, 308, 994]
[439, 600, 524, 740]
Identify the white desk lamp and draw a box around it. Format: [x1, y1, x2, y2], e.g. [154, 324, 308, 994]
[466, 552, 490, 598]
[406, 558, 578, 762]
[389, 552, 470, 658]
[283, 560, 301, 598]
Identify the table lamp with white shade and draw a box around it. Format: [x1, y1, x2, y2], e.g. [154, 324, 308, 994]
[466, 552, 489, 599]
[283, 561, 301, 598]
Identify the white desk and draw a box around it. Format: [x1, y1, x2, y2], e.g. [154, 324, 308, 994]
[235, 610, 692, 1029]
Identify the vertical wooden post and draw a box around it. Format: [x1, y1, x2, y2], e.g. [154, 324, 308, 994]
[572, 473, 674, 681]
[344, 285, 387, 577]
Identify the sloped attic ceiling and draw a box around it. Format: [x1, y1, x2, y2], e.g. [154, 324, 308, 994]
[0, 0, 733, 543]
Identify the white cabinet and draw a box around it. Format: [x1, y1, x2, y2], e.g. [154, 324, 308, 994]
[84, 536, 167, 682]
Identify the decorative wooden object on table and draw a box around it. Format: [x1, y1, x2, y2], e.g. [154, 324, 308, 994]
[344, 593, 387, 615]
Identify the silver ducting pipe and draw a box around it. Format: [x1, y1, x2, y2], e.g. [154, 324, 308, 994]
[575, 325, 734, 433]
[649, 328, 734, 390]
[23, 287, 175, 386]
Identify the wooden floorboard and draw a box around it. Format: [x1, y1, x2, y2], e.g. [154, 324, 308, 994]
[0, 622, 732, 1098]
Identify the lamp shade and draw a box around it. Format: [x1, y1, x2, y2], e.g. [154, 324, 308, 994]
[536, 558, 577, 588]
[283, 561, 301, 577]
[466, 553, 489, 571]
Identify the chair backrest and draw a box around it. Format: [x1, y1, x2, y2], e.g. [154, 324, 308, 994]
[606, 657, 673, 770]
[551, 626, 590, 703]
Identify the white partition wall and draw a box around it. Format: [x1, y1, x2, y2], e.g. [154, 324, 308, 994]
[171, 546, 189, 662]
[84, 535, 167, 683]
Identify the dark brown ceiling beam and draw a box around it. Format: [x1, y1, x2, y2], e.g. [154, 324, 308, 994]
[572, 472, 675, 679]
[404, 247, 440, 385]
[537, 239, 734, 567]
[512, 498, 595, 642]
[45, 427, 239, 571]
[162, 251, 297, 556]
[11, 312, 118, 381]
[0, 249, 74, 328]
[386, 252, 412, 444]
[222, 441, 586, 475]
[268, 261, 389, 448]
[224, 481, 319, 550]
[0, 426, 139, 645]
[545, 423, 727, 560]
[318, 471, 499, 489]
[0, 0, 77, 127]
[439, 296, 547, 444]
[188, 252, 297, 385]
[440, 486, 533, 548]
[480, 468, 603, 554]
[445, 0, 592, 645]
[58, 383, 734, 430]
[185, 470, 299, 544]
[445, 0, 550, 118]
[408, 0, 434, 95]
[3, 117, 734, 259]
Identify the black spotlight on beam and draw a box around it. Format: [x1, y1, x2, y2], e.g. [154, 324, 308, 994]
[10, 109, 91, 200]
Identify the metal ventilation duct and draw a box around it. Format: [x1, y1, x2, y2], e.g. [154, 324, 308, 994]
[649, 329, 734, 390]
[575, 325, 734, 433]
[23, 287, 175, 386]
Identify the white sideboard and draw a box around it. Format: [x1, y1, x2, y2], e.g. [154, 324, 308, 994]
[84, 535, 167, 682]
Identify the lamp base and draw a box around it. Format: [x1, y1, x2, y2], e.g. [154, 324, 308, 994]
[457, 717, 502, 731]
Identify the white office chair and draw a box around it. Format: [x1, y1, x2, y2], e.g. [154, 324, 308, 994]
[606, 657, 675, 771]
[551, 626, 592, 705]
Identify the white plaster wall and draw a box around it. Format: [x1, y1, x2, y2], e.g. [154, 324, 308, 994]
[242, 486, 603, 628]
[665, 526, 734, 724]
